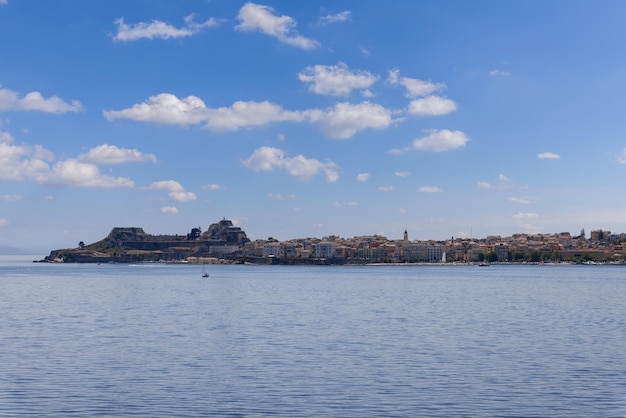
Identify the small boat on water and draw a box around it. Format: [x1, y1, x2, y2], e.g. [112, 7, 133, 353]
[201, 265, 209, 277]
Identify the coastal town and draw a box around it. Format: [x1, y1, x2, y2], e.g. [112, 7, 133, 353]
[43, 218, 626, 264]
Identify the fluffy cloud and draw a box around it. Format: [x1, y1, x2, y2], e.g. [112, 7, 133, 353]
[104, 94, 211, 125]
[395, 171, 411, 177]
[513, 212, 539, 220]
[0, 131, 136, 188]
[298, 62, 378, 97]
[242, 146, 339, 182]
[309, 101, 393, 139]
[0, 86, 83, 114]
[418, 186, 443, 193]
[618, 147, 626, 164]
[112, 14, 219, 42]
[387, 69, 445, 98]
[0, 218, 7, 226]
[378, 186, 394, 192]
[105, 94, 393, 139]
[0, 132, 52, 182]
[49, 159, 134, 188]
[319, 11, 351, 25]
[160, 206, 179, 215]
[412, 129, 470, 152]
[205, 100, 305, 131]
[148, 180, 197, 202]
[104, 94, 305, 131]
[408, 96, 457, 116]
[79, 144, 157, 164]
[537, 152, 560, 159]
[508, 197, 531, 204]
[235, 3, 318, 50]
[355, 173, 370, 182]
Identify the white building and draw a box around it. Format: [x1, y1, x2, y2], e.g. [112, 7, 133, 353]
[263, 243, 282, 257]
[314, 242, 336, 259]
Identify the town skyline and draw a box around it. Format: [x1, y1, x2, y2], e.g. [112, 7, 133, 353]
[41, 218, 626, 264]
[2, 1, 626, 253]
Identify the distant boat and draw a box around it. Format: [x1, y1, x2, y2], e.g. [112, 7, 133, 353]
[479, 262, 490, 267]
[201, 265, 209, 277]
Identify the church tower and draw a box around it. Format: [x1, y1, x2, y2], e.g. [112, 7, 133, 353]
[403, 229, 408, 241]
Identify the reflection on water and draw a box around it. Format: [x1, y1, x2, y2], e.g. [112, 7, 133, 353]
[1, 260, 625, 416]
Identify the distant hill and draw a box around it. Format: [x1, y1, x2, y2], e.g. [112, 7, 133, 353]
[0, 245, 28, 255]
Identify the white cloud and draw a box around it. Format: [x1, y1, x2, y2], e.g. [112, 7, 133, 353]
[183, 13, 222, 31]
[112, 14, 219, 42]
[242, 146, 339, 182]
[0, 86, 83, 114]
[268, 193, 295, 200]
[386, 147, 409, 155]
[616, 147, 626, 164]
[395, 171, 411, 177]
[49, 159, 134, 188]
[412, 129, 470, 152]
[0, 129, 13, 143]
[0, 1, 7, 5]
[105, 93, 395, 139]
[1, 194, 22, 202]
[319, 11, 351, 25]
[103, 94, 212, 126]
[387, 69, 445, 98]
[202, 183, 225, 191]
[0, 218, 7, 226]
[113, 18, 192, 41]
[0, 130, 137, 188]
[508, 197, 531, 204]
[378, 186, 394, 192]
[298, 62, 378, 97]
[538, 152, 560, 159]
[356, 173, 370, 182]
[104, 94, 305, 131]
[408, 96, 457, 116]
[205, 100, 304, 131]
[309, 101, 393, 139]
[418, 186, 443, 193]
[489, 69, 510, 77]
[512, 212, 539, 220]
[0, 133, 53, 182]
[79, 144, 157, 164]
[160, 206, 179, 215]
[235, 3, 318, 50]
[149, 180, 197, 202]
[512, 212, 542, 233]
[478, 175, 514, 191]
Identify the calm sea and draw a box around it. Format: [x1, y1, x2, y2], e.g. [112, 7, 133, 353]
[1, 256, 625, 417]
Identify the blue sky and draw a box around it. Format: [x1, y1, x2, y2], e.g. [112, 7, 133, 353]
[2, 0, 626, 252]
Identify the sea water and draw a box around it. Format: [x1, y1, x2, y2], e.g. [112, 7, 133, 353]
[1, 257, 625, 417]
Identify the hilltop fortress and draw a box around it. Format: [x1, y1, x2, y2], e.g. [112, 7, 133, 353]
[44, 219, 250, 263]
[43, 219, 626, 264]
